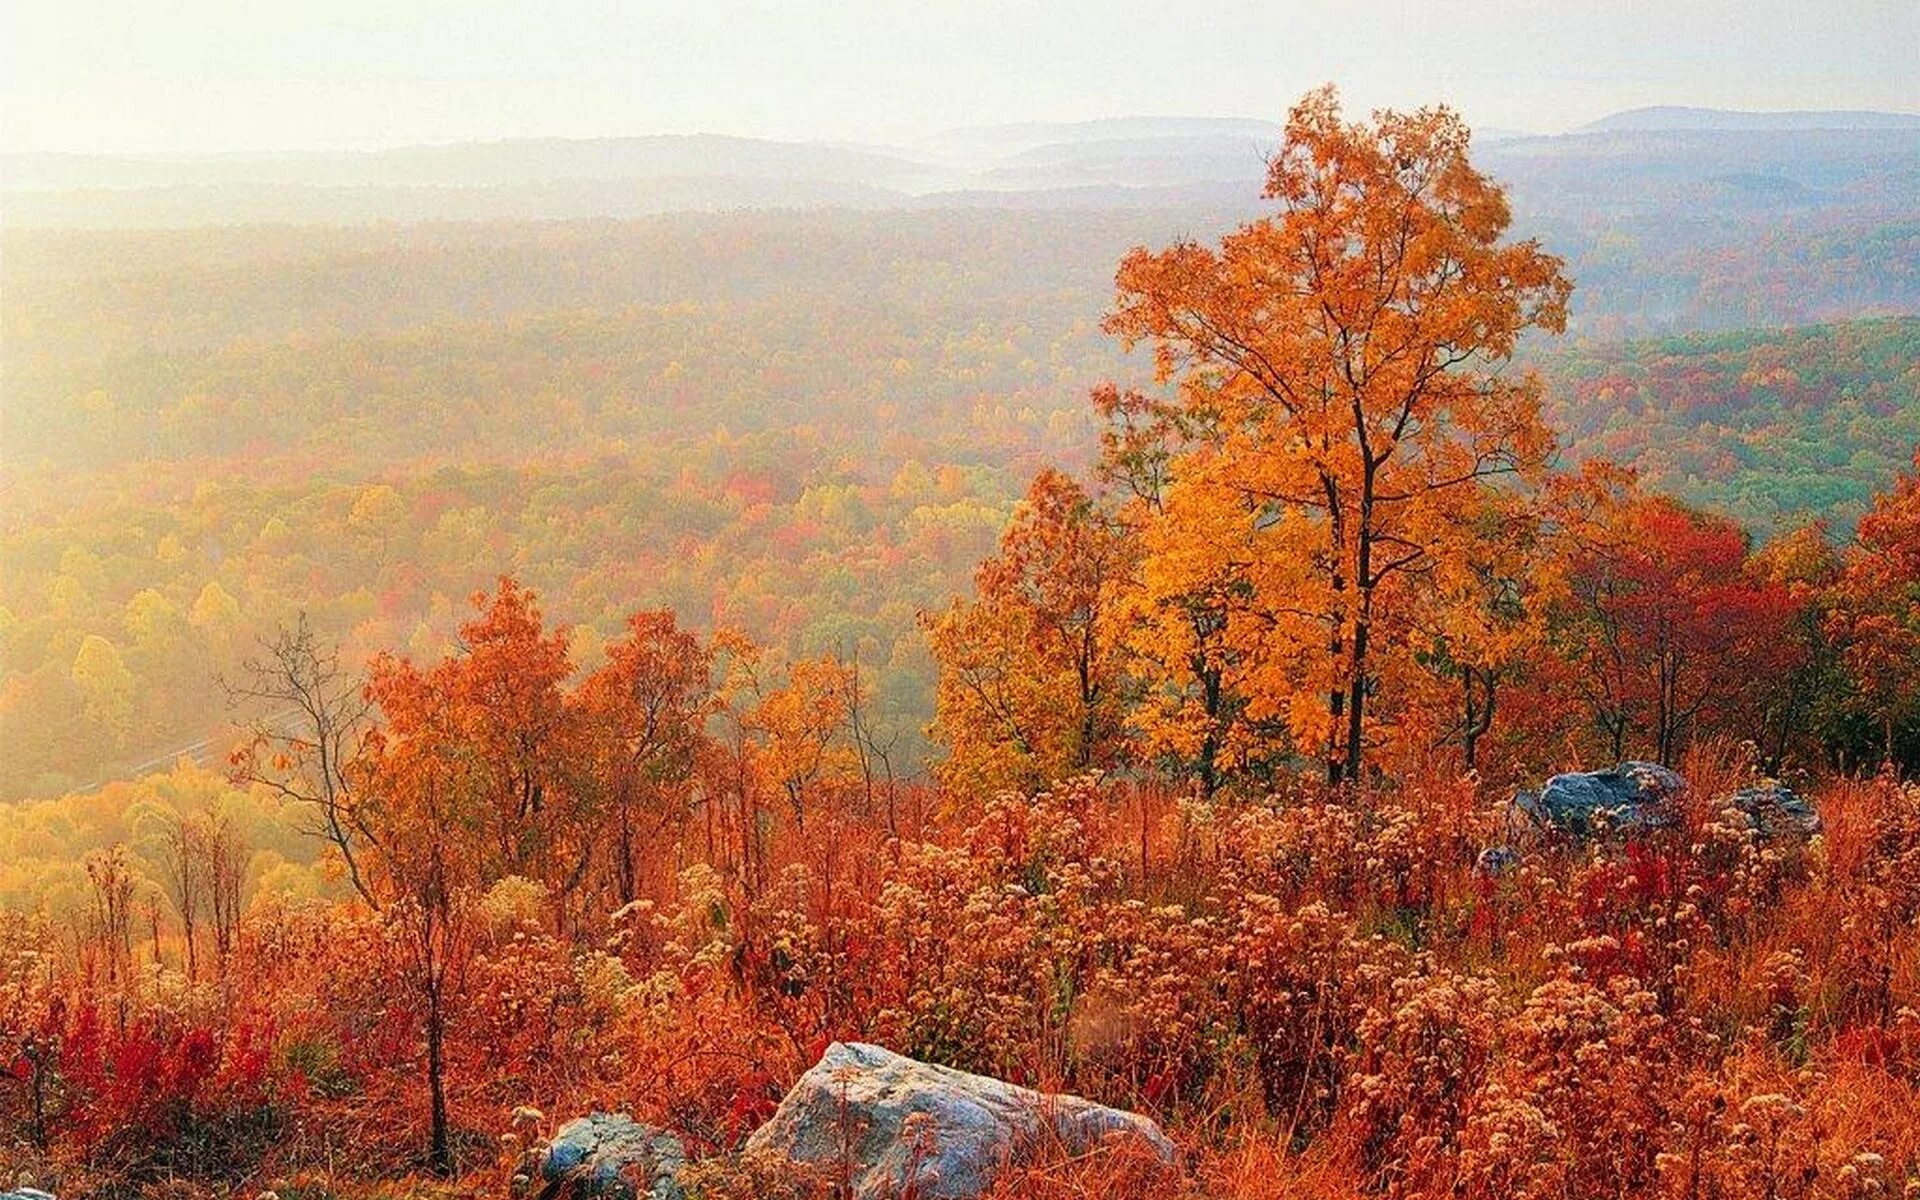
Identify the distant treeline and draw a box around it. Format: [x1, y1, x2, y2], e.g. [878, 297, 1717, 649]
[2, 210, 1915, 799]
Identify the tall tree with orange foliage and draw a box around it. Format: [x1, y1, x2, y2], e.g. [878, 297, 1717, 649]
[1748, 521, 1843, 773]
[355, 580, 583, 1174]
[924, 468, 1133, 794]
[1096, 383, 1284, 798]
[1104, 87, 1571, 782]
[574, 609, 720, 906]
[748, 654, 860, 827]
[355, 654, 483, 1177]
[1829, 449, 1920, 766]
[1404, 487, 1551, 771]
[441, 578, 585, 885]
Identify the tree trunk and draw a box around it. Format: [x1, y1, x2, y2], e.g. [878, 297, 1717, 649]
[1326, 561, 1347, 785]
[1343, 483, 1377, 785]
[1462, 670, 1486, 770]
[616, 793, 637, 907]
[1078, 652, 1098, 771]
[426, 974, 453, 1176]
[1195, 651, 1223, 800]
[27, 1046, 47, 1150]
[1344, 616, 1370, 783]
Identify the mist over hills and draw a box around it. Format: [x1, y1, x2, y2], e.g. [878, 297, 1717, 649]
[7, 107, 1917, 228]
[2, 134, 934, 190]
[913, 115, 1285, 162]
[3, 104, 1917, 799]
[8, 107, 1913, 337]
[1579, 106, 1920, 133]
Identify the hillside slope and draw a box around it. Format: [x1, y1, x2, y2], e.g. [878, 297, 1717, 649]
[1541, 317, 1920, 532]
[2, 213, 1915, 799]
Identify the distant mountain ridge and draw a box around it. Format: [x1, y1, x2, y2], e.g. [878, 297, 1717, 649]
[915, 116, 1281, 163]
[1579, 106, 1920, 133]
[5, 107, 1919, 228]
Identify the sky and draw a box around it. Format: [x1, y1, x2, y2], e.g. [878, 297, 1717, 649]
[4, 0, 1918, 156]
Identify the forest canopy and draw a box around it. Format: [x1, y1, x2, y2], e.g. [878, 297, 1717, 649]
[3, 202, 1916, 799]
[4, 85, 1920, 1200]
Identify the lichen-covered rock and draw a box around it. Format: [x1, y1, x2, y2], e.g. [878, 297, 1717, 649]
[744, 1042, 1176, 1199]
[532, 1112, 685, 1200]
[1515, 761, 1685, 837]
[1727, 781, 1822, 840]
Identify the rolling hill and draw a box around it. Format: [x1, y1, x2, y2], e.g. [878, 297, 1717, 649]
[2, 206, 1915, 799]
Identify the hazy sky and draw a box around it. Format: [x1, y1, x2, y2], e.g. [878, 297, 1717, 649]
[5, 0, 1917, 155]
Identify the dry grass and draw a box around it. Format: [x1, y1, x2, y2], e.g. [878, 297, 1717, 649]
[6, 752, 1920, 1198]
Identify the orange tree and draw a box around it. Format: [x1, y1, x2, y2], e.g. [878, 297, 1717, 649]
[1400, 485, 1553, 773]
[355, 640, 488, 1176]
[441, 578, 586, 885]
[354, 580, 590, 1174]
[746, 653, 860, 828]
[573, 609, 722, 907]
[922, 468, 1134, 795]
[1103, 86, 1570, 783]
[1828, 448, 1920, 768]
[1398, 461, 1635, 775]
[1747, 520, 1845, 773]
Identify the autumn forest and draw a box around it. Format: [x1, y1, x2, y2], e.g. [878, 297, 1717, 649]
[4, 70, 1920, 1200]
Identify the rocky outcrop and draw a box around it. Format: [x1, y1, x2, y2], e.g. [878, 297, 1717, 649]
[526, 1113, 686, 1200]
[1727, 781, 1822, 840]
[1515, 761, 1685, 836]
[744, 1041, 1176, 1200]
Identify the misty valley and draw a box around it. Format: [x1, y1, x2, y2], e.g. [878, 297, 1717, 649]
[3, 74, 1920, 1200]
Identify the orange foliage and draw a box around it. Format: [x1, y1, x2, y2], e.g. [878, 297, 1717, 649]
[8, 92, 1920, 1200]
[1829, 450, 1920, 763]
[924, 468, 1134, 796]
[1105, 86, 1570, 783]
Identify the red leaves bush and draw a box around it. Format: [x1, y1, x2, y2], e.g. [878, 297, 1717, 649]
[54, 1001, 281, 1181]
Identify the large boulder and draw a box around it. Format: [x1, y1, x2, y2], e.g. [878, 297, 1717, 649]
[1727, 781, 1822, 840]
[530, 1113, 686, 1200]
[744, 1042, 1176, 1199]
[1515, 761, 1686, 837]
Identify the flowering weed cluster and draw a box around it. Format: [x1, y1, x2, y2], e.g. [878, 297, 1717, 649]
[5, 757, 1919, 1198]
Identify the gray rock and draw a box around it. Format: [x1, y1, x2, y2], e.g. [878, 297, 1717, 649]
[535, 1112, 686, 1200]
[1727, 781, 1822, 840]
[1475, 845, 1520, 876]
[1515, 761, 1686, 837]
[744, 1041, 1176, 1200]
[1, 1190, 57, 1200]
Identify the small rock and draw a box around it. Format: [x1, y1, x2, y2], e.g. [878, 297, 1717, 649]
[745, 1041, 1176, 1200]
[535, 1112, 686, 1200]
[1516, 761, 1685, 837]
[1475, 845, 1520, 876]
[1, 1189, 57, 1200]
[1727, 781, 1822, 840]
